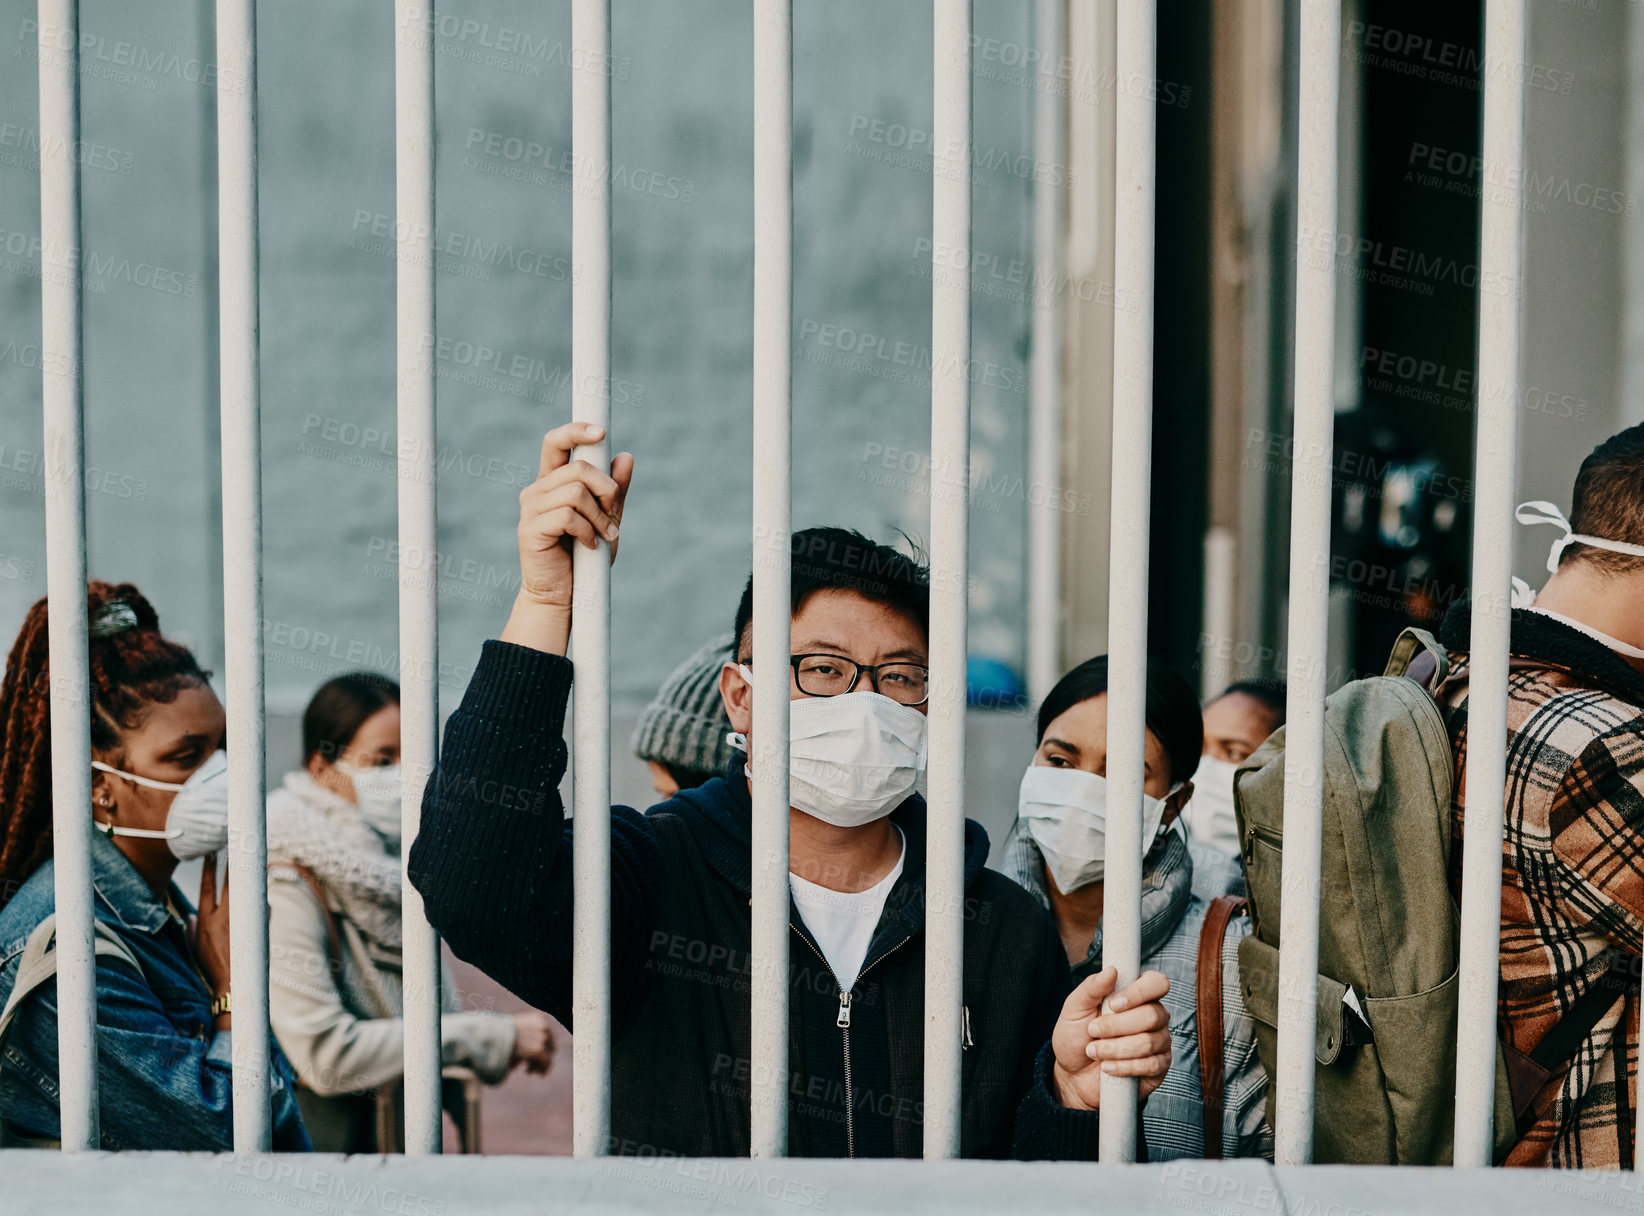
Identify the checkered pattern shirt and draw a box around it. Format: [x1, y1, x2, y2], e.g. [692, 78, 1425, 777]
[1444, 607, 1644, 1168]
[1001, 823, 1273, 1160]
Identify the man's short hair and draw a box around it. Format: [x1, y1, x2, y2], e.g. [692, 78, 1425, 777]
[1217, 678, 1287, 728]
[1565, 423, 1644, 577]
[732, 527, 930, 660]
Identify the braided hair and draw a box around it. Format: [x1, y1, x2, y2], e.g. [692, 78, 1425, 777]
[0, 581, 207, 909]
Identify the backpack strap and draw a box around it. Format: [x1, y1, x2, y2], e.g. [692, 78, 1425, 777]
[273, 862, 345, 979]
[0, 915, 143, 1052]
[1502, 949, 1641, 1141]
[1196, 894, 1246, 1160]
[1384, 627, 1450, 689]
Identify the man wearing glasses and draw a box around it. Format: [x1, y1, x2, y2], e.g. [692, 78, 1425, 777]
[410, 422, 1173, 1158]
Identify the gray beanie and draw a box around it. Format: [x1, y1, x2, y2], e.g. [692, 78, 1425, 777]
[630, 633, 737, 778]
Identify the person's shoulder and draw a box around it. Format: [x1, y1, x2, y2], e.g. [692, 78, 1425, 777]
[966, 867, 1054, 946]
[1513, 672, 1644, 778]
[0, 862, 57, 954]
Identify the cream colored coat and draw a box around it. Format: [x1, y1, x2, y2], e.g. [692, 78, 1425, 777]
[268, 863, 514, 1099]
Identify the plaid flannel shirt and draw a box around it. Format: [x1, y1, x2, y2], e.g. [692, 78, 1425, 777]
[1442, 603, 1644, 1168]
[1001, 822, 1273, 1161]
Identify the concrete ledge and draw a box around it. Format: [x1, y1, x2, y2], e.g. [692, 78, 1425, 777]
[6, 1152, 1643, 1215]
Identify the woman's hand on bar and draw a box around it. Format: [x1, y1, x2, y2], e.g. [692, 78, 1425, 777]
[1048, 965, 1171, 1111]
[195, 854, 233, 1030]
[500, 421, 634, 655]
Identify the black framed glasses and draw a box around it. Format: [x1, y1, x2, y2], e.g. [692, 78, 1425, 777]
[786, 653, 930, 706]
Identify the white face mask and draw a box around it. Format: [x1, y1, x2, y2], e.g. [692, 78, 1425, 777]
[1187, 754, 1241, 855]
[1517, 500, 1644, 574]
[91, 749, 230, 861]
[337, 761, 403, 842]
[729, 665, 927, 828]
[1016, 764, 1170, 894]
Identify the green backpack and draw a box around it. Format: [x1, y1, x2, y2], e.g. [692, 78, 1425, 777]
[1232, 628, 1517, 1164]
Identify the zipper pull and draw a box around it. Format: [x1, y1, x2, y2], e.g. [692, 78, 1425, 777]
[836, 991, 853, 1029]
[961, 1004, 974, 1051]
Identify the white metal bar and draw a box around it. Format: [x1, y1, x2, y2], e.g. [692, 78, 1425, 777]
[37, 0, 96, 1154]
[749, 0, 793, 1160]
[1272, 0, 1341, 1167]
[571, 0, 613, 1161]
[1098, 0, 1157, 1165]
[216, 0, 270, 1153]
[924, 0, 971, 1161]
[1453, 0, 1527, 1169]
[394, 0, 443, 1156]
[1026, 0, 1063, 707]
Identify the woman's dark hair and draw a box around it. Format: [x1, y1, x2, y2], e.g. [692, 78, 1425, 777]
[0, 582, 208, 909]
[732, 526, 930, 660]
[1035, 655, 1203, 786]
[302, 672, 400, 765]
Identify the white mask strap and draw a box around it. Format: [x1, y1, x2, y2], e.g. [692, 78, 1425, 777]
[94, 819, 178, 840]
[1517, 500, 1644, 574]
[90, 760, 186, 792]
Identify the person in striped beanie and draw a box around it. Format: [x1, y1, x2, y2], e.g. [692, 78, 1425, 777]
[631, 633, 737, 797]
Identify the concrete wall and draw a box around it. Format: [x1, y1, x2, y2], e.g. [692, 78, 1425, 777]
[1517, 0, 1635, 575]
[0, 0, 1048, 726]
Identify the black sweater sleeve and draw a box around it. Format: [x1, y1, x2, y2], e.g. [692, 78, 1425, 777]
[407, 640, 662, 1030]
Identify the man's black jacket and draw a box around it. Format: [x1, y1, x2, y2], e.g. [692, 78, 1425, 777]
[409, 640, 1106, 1158]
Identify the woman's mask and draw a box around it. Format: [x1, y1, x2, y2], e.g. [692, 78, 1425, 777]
[91, 749, 230, 861]
[337, 761, 404, 843]
[1016, 764, 1171, 893]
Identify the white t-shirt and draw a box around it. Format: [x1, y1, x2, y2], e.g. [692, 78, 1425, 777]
[789, 827, 906, 993]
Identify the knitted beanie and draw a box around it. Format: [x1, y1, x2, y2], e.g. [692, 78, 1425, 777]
[630, 632, 737, 778]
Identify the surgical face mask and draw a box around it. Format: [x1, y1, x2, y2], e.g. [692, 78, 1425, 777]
[1517, 500, 1644, 574]
[91, 749, 230, 861]
[729, 665, 927, 828]
[1187, 755, 1241, 855]
[1016, 764, 1170, 894]
[337, 761, 403, 842]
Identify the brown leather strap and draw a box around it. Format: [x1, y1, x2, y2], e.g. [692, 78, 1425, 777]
[274, 862, 345, 978]
[1196, 894, 1247, 1160]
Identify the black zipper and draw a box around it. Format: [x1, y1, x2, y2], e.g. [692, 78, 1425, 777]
[793, 928, 913, 1158]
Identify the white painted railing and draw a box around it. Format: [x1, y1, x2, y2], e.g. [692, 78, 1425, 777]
[27, 0, 1545, 1190]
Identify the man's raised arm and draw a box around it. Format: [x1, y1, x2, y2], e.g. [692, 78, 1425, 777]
[408, 423, 654, 1024]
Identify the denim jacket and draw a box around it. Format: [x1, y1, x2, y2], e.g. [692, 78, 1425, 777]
[0, 831, 310, 1150]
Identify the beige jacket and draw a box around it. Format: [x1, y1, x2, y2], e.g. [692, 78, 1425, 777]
[268, 864, 515, 1099]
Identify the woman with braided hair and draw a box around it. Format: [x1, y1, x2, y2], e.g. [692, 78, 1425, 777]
[0, 581, 309, 1149]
